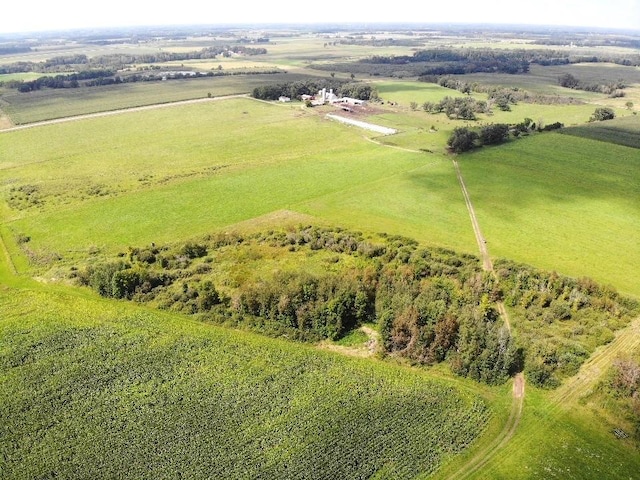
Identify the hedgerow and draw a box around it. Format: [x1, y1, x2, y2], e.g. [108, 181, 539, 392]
[72, 226, 638, 387]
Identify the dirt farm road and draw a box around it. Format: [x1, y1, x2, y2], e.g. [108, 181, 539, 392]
[447, 159, 525, 479]
[0, 94, 250, 133]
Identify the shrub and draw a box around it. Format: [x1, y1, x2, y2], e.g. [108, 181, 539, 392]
[447, 127, 479, 153]
[590, 107, 616, 122]
[479, 124, 510, 145]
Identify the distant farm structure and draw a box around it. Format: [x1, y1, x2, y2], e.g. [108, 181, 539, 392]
[311, 88, 366, 108]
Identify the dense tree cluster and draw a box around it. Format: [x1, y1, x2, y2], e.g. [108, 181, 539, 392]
[421, 75, 583, 106]
[422, 96, 488, 120]
[236, 271, 374, 341]
[558, 73, 626, 97]
[447, 124, 512, 152]
[252, 80, 376, 101]
[496, 259, 639, 387]
[72, 226, 638, 387]
[447, 127, 480, 153]
[446, 119, 561, 153]
[603, 356, 640, 441]
[479, 123, 510, 145]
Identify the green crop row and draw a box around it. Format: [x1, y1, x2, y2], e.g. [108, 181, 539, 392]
[0, 287, 491, 479]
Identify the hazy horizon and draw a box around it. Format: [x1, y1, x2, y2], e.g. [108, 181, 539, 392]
[1, 0, 639, 35]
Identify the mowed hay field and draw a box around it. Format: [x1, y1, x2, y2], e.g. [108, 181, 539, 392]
[458, 131, 640, 297]
[0, 287, 493, 480]
[0, 97, 477, 270]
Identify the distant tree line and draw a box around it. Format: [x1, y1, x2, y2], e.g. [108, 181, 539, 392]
[421, 75, 584, 106]
[251, 80, 376, 101]
[0, 45, 267, 75]
[313, 47, 640, 78]
[0, 46, 32, 55]
[533, 35, 640, 50]
[336, 38, 425, 47]
[7, 68, 283, 92]
[558, 73, 627, 97]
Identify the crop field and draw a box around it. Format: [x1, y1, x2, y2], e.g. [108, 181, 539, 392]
[0, 287, 493, 479]
[458, 132, 640, 297]
[560, 114, 640, 149]
[0, 72, 325, 124]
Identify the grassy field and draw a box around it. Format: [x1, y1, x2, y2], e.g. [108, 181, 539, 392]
[0, 72, 327, 124]
[460, 316, 640, 479]
[458, 132, 640, 297]
[1, 98, 472, 271]
[454, 386, 640, 479]
[462, 63, 640, 96]
[0, 72, 43, 82]
[0, 287, 494, 479]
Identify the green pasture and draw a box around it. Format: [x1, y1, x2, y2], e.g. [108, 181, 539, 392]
[455, 386, 640, 479]
[0, 287, 493, 479]
[374, 80, 467, 105]
[1, 99, 451, 269]
[0, 72, 43, 82]
[263, 36, 417, 68]
[458, 133, 640, 297]
[363, 88, 602, 154]
[0, 72, 327, 124]
[297, 158, 478, 254]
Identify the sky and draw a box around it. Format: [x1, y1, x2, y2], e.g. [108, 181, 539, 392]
[1, 0, 639, 34]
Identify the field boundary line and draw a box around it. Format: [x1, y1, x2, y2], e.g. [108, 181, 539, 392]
[447, 157, 522, 479]
[447, 373, 524, 480]
[550, 315, 640, 408]
[0, 94, 249, 133]
[362, 136, 423, 153]
[0, 225, 18, 276]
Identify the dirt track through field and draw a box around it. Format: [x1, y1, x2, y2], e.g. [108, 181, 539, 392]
[0, 94, 249, 133]
[550, 315, 640, 408]
[447, 159, 523, 479]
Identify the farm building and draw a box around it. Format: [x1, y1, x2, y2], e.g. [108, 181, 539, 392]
[278, 96, 291, 102]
